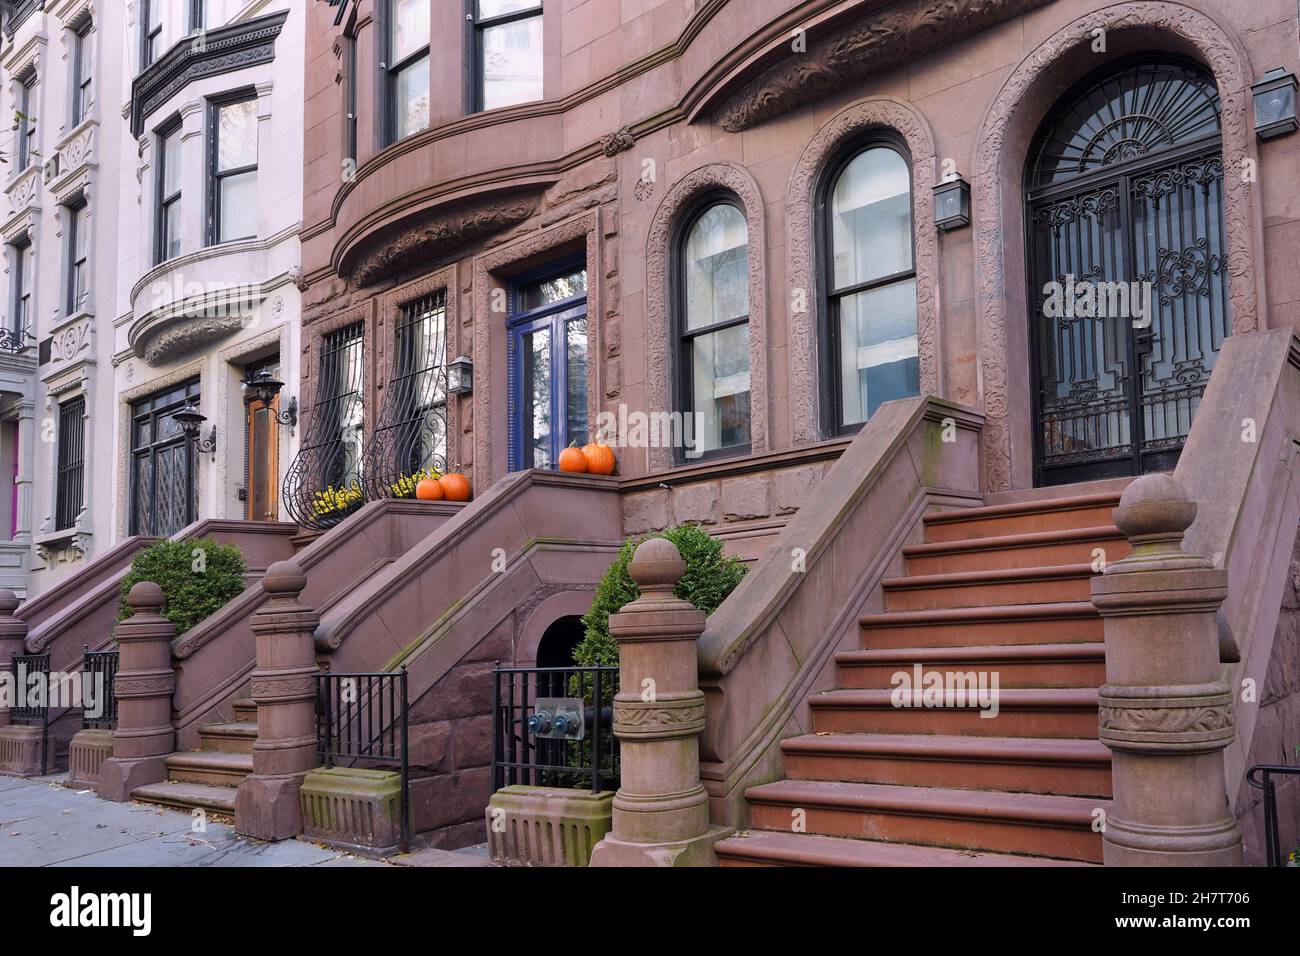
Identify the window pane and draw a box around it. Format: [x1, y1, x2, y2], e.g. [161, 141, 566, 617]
[519, 268, 586, 311]
[481, 15, 543, 110]
[164, 200, 183, 259]
[394, 55, 430, 139]
[522, 327, 552, 469]
[478, 0, 542, 18]
[690, 323, 750, 454]
[218, 100, 258, 171]
[685, 203, 747, 331]
[148, 0, 162, 30]
[163, 131, 182, 196]
[566, 317, 588, 447]
[838, 278, 920, 425]
[391, 0, 429, 63]
[831, 147, 912, 290]
[75, 207, 90, 258]
[219, 170, 257, 241]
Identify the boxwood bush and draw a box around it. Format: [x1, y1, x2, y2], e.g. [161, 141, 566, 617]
[574, 523, 746, 668]
[118, 538, 248, 636]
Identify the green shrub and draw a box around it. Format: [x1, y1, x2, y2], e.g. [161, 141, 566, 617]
[574, 524, 746, 668]
[119, 538, 248, 636]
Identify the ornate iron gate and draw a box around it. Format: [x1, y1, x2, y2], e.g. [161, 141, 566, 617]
[282, 322, 366, 530]
[361, 291, 449, 499]
[1026, 60, 1229, 485]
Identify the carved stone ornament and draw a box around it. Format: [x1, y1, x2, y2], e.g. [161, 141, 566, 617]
[718, 0, 1056, 132]
[349, 197, 538, 288]
[141, 315, 245, 367]
[600, 126, 635, 157]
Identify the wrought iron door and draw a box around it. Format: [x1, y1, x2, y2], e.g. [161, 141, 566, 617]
[1027, 61, 1228, 485]
[282, 322, 366, 530]
[362, 291, 449, 498]
[130, 379, 200, 537]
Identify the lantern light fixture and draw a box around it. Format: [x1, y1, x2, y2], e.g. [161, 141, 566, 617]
[448, 354, 474, 397]
[934, 174, 971, 231]
[240, 367, 299, 433]
[1253, 68, 1299, 139]
[172, 402, 217, 458]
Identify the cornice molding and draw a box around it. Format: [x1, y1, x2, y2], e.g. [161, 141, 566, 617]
[130, 9, 288, 136]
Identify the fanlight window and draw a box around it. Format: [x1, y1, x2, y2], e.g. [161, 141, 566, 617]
[825, 145, 919, 430]
[1030, 61, 1221, 188]
[679, 201, 750, 458]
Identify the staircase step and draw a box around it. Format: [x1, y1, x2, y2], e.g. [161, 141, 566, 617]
[744, 779, 1105, 862]
[809, 688, 1100, 738]
[197, 721, 257, 755]
[232, 699, 257, 722]
[860, 602, 1101, 648]
[923, 493, 1122, 543]
[882, 564, 1096, 611]
[132, 781, 237, 814]
[903, 526, 1126, 575]
[835, 643, 1106, 689]
[781, 733, 1112, 797]
[164, 750, 254, 787]
[715, 830, 1097, 867]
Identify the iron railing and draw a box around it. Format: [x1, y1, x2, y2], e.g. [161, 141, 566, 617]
[1247, 763, 1300, 867]
[316, 669, 409, 851]
[0, 326, 27, 353]
[361, 291, 449, 501]
[283, 321, 366, 530]
[82, 647, 118, 730]
[11, 652, 49, 774]
[55, 396, 85, 531]
[492, 664, 619, 793]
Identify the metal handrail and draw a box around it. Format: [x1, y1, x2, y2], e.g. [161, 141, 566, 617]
[1247, 763, 1300, 867]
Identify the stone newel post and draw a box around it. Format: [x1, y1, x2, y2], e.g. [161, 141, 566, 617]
[590, 538, 731, 866]
[98, 583, 176, 801]
[0, 591, 26, 729]
[236, 560, 320, 841]
[1092, 474, 1243, 865]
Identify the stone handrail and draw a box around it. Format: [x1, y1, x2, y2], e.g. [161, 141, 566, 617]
[1171, 328, 1300, 810]
[695, 395, 985, 828]
[16, 535, 158, 628]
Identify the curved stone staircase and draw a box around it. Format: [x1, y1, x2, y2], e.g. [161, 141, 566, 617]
[715, 487, 1130, 866]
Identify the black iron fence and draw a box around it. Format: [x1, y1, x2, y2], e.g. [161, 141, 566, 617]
[316, 669, 409, 851]
[82, 647, 118, 730]
[1247, 763, 1300, 867]
[492, 664, 619, 793]
[11, 652, 49, 774]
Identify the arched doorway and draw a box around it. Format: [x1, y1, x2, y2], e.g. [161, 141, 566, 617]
[535, 615, 585, 668]
[1025, 58, 1228, 486]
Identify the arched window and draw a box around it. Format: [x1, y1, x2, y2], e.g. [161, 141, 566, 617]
[822, 142, 918, 432]
[678, 200, 750, 459]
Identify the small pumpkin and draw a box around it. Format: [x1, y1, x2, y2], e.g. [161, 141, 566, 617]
[581, 441, 616, 476]
[415, 478, 444, 500]
[558, 445, 588, 473]
[439, 472, 472, 502]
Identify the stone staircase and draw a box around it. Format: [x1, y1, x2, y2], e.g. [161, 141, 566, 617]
[132, 698, 257, 816]
[715, 486, 1130, 866]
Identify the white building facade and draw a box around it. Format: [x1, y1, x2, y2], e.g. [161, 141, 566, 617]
[0, 0, 304, 597]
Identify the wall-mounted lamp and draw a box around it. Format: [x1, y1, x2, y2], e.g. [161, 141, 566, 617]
[934, 175, 971, 231]
[448, 354, 474, 397]
[172, 402, 217, 459]
[241, 367, 299, 434]
[1253, 68, 1299, 139]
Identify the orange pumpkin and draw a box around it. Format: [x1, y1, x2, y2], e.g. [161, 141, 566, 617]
[439, 472, 472, 502]
[581, 442, 616, 476]
[558, 445, 588, 473]
[415, 478, 444, 501]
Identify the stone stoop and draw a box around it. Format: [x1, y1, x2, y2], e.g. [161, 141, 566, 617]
[715, 487, 1130, 867]
[131, 698, 257, 816]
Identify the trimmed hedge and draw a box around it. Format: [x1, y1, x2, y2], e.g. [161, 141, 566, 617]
[119, 538, 248, 636]
[575, 524, 746, 668]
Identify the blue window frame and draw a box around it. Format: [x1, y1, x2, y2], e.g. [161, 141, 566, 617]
[507, 257, 589, 471]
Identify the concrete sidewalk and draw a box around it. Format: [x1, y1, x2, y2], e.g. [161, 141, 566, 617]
[0, 773, 388, 867]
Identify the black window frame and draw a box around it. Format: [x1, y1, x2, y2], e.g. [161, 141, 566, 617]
[206, 90, 259, 246]
[672, 192, 752, 465]
[11, 238, 33, 337]
[17, 71, 37, 171]
[190, 0, 207, 34]
[72, 18, 94, 126]
[467, 0, 544, 114]
[342, 23, 358, 163]
[129, 378, 201, 537]
[155, 116, 183, 265]
[55, 395, 86, 532]
[65, 197, 89, 315]
[141, 0, 163, 71]
[816, 132, 918, 438]
[383, 0, 430, 146]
